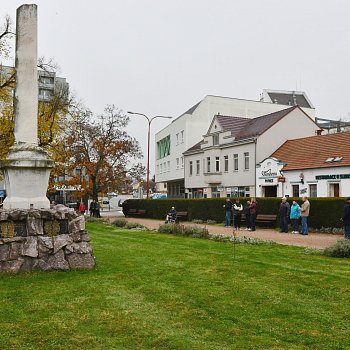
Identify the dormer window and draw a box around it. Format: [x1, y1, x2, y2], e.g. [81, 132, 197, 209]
[213, 134, 219, 146]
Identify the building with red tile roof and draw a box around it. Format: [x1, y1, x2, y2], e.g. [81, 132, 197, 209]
[256, 131, 350, 198]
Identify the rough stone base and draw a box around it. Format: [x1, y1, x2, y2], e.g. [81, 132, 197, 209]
[0, 205, 95, 273]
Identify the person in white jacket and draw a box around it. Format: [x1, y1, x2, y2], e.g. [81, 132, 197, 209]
[233, 198, 243, 230]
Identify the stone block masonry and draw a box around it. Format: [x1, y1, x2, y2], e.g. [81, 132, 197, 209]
[0, 205, 95, 273]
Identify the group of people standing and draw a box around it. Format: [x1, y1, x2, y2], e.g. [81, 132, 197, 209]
[278, 196, 310, 235]
[224, 198, 257, 231]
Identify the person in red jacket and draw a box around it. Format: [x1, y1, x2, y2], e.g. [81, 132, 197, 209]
[249, 198, 257, 231]
[79, 201, 86, 215]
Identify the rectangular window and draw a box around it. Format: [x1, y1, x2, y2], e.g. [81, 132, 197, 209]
[167, 161, 170, 172]
[156, 165, 159, 175]
[156, 135, 171, 160]
[309, 184, 317, 197]
[207, 157, 211, 173]
[189, 161, 193, 176]
[160, 164, 163, 173]
[224, 155, 228, 172]
[163, 162, 166, 172]
[292, 185, 299, 197]
[176, 133, 179, 145]
[181, 156, 184, 168]
[233, 154, 238, 171]
[196, 160, 200, 175]
[244, 152, 249, 170]
[213, 134, 219, 146]
[176, 158, 179, 169]
[215, 156, 220, 172]
[181, 130, 184, 143]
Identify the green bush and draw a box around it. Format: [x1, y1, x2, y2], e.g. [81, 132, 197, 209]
[158, 224, 209, 238]
[192, 219, 203, 224]
[182, 225, 209, 238]
[125, 222, 147, 230]
[112, 218, 127, 227]
[323, 239, 350, 258]
[158, 223, 185, 235]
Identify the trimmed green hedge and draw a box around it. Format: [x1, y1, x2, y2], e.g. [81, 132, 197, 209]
[122, 197, 345, 229]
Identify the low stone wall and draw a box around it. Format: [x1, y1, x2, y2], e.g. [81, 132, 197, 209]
[0, 205, 95, 273]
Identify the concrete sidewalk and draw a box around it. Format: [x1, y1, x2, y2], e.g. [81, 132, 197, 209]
[109, 216, 342, 249]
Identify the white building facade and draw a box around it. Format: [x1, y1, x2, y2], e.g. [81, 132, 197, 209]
[257, 131, 350, 198]
[155, 93, 315, 197]
[184, 106, 321, 198]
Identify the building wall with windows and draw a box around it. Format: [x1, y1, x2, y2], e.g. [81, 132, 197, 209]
[257, 131, 350, 198]
[155, 94, 315, 197]
[256, 158, 350, 198]
[184, 107, 321, 198]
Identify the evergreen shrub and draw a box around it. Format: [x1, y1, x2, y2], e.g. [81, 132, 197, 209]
[323, 239, 350, 258]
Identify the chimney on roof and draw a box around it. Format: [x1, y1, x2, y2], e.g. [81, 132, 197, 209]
[292, 93, 297, 106]
[316, 130, 322, 136]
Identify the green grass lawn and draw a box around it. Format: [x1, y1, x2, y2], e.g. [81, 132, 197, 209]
[0, 221, 349, 350]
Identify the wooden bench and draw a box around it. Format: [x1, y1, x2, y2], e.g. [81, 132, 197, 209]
[176, 211, 188, 222]
[127, 208, 147, 217]
[256, 214, 277, 224]
[240, 213, 277, 225]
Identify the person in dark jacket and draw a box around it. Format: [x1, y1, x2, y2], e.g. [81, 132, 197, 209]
[249, 198, 257, 231]
[279, 197, 290, 233]
[223, 198, 233, 227]
[343, 197, 350, 239]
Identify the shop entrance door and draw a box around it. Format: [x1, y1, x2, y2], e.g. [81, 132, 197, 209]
[264, 186, 277, 197]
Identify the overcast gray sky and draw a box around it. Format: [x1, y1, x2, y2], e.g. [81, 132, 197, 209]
[2, 0, 350, 173]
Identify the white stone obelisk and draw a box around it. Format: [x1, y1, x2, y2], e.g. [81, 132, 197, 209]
[14, 4, 38, 145]
[1, 4, 54, 209]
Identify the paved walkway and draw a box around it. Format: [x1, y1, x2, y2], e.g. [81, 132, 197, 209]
[106, 215, 343, 249]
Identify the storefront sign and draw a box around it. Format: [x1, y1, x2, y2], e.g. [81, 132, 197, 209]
[261, 169, 278, 177]
[265, 179, 273, 183]
[315, 174, 350, 180]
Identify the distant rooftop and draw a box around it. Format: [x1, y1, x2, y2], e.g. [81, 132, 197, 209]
[261, 89, 314, 109]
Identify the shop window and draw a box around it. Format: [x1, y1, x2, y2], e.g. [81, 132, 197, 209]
[309, 184, 317, 197]
[292, 185, 299, 197]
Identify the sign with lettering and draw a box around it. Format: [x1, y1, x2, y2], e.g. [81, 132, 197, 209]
[315, 174, 350, 180]
[261, 169, 278, 177]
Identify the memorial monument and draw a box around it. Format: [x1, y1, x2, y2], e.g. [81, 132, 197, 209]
[2, 4, 53, 209]
[0, 5, 95, 272]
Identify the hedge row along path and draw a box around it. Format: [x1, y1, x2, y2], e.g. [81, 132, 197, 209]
[110, 216, 342, 249]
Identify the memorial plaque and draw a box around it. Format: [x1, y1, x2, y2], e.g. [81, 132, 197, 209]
[0, 221, 27, 238]
[59, 220, 69, 234]
[44, 220, 60, 237]
[14, 221, 27, 237]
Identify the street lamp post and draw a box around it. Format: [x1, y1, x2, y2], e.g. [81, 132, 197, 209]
[127, 111, 172, 199]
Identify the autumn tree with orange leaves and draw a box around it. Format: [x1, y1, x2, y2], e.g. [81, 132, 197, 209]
[64, 105, 145, 201]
